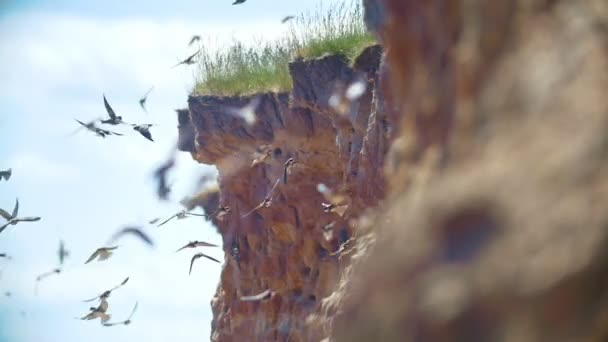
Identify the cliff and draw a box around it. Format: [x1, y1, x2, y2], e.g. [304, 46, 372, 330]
[177, 0, 608, 341]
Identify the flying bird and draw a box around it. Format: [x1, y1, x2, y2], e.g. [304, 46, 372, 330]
[172, 50, 200, 68]
[35, 268, 61, 295]
[240, 289, 273, 302]
[232, 0, 246, 4]
[188, 35, 200, 46]
[281, 15, 295, 23]
[176, 240, 219, 252]
[0, 253, 11, 260]
[84, 246, 119, 264]
[101, 94, 126, 125]
[0, 198, 41, 234]
[148, 217, 160, 225]
[77, 299, 111, 324]
[139, 87, 154, 113]
[283, 158, 295, 184]
[83, 277, 129, 303]
[189, 253, 221, 275]
[0, 169, 12, 181]
[74, 119, 123, 138]
[58, 240, 69, 266]
[153, 155, 175, 201]
[132, 124, 154, 142]
[226, 96, 260, 126]
[108, 226, 154, 247]
[103, 301, 138, 326]
[242, 178, 281, 218]
[158, 210, 208, 227]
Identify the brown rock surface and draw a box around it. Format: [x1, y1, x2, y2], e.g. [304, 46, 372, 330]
[177, 0, 608, 340]
[179, 46, 387, 341]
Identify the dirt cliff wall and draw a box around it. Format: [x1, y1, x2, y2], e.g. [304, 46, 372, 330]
[177, 0, 608, 340]
[177, 46, 387, 341]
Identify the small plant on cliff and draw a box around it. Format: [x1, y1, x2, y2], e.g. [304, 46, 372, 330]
[193, 1, 375, 96]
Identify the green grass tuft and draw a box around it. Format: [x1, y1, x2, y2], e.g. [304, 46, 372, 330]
[192, 1, 375, 96]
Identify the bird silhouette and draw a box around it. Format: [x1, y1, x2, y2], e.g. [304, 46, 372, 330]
[139, 87, 154, 113]
[176, 240, 219, 252]
[132, 124, 154, 142]
[226, 96, 260, 126]
[232, 0, 246, 4]
[34, 268, 61, 295]
[83, 277, 129, 303]
[74, 119, 122, 138]
[281, 15, 294, 23]
[0, 169, 12, 181]
[157, 210, 207, 227]
[108, 226, 154, 247]
[188, 35, 201, 46]
[242, 178, 281, 218]
[0, 253, 11, 260]
[103, 301, 138, 326]
[0, 199, 41, 234]
[154, 155, 176, 201]
[77, 299, 111, 324]
[58, 240, 69, 266]
[101, 94, 126, 125]
[172, 50, 200, 68]
[84, 246, 120, 264]
[189, 253, 220, 275]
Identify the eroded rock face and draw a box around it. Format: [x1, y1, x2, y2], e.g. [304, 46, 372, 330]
[178, 46, 387, 341]
[328, 0, 608, 341]
[179, 0, 608, 340]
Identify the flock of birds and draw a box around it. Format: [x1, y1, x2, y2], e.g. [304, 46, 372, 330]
[0, 2, 366, 334]
[0, 163, 223, 326]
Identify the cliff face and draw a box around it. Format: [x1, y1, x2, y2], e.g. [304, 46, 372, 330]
[178, 0, 608, 340]
[178, 46, 387, 341]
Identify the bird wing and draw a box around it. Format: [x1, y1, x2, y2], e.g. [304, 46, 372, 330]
[149, 218, 160, 224]
[136, 128, 154, 142]
[0, 208, 12, 220]
[281, 16, 294, 23]
[188, 253, 220, 275]
[126, 301, 139, 320]
[186, 212, 207, 218]
[240, 289, 272, 302]
[82, 295, 100, 303]
[84, 249, 100, 264]
[176, 242, 193, 252]
[143, 86, 154, 98]
[11, 198, 19, 218]
[200, 253, 221, 264]
[241, 202, 264, 218]
[157, 214, 177, 227]
[0, 221, 10, 234]
[195, 241, 219, 248]
[188, 35, 200, 46]
[110, 227, 154, 247]
[103, 94, 117, 120]
[15, 216, 41, 222]
[107, 276, 130, 293]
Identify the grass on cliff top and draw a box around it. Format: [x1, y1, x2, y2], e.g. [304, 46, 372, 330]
[192, 1, 375, 96]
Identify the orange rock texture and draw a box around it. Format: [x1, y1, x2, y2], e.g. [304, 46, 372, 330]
[178, 0, 608, 340]
[178, 46, 387, 341]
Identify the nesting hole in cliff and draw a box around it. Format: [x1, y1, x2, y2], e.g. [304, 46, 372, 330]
[435, 205, 501, 263]
[273, 148, 282, 158]
[301, 266, 312, 277]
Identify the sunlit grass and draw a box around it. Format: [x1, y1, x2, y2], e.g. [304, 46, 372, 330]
[192, 1, 375, 96]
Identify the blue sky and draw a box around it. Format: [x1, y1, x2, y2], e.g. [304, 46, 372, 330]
[0, 0, 341, 341]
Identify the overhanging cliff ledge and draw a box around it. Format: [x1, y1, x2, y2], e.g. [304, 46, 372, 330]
[177, 44, 387, 341]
